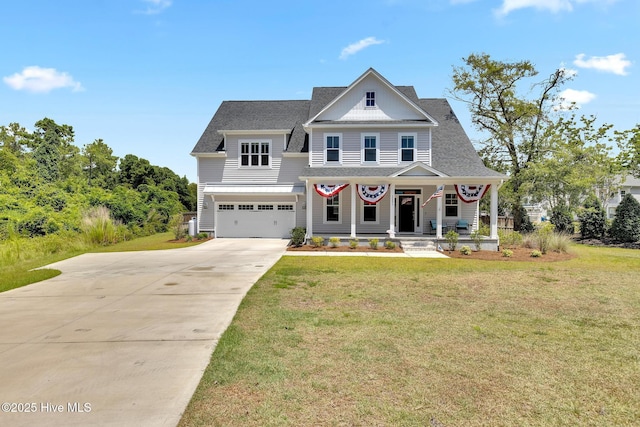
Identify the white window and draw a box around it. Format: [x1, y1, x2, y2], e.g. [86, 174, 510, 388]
[239, 140, 270, 167]
[238, 204, 254, 211]
[361, 201, 378, 224]
[366, 91, 376, 107]
[324, 193, 341, 223]
[218, 204, 234, 211]
[621, 190, 626, 199]
[325, 133, 341, 163]
[445, 193, 458, 217]
[399, 134, 417, 163]
[361, 133, 379, 164]
[277, 204, 294, 211]
[257, 205, 274, 211]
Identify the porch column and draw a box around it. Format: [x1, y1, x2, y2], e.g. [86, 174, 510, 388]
[436, 184, 444, 239]
[490, 183, 498, 239]
[306, 180, 313, 239]
[388, 183, 396, 238]
[350, 183, 356, 238]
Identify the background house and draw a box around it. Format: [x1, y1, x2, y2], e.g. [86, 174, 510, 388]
[191, 69, 506, 248]
[605, 175, 640, 219]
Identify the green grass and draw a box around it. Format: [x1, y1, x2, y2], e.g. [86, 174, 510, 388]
[180, 245, 640, 427]
[0, 232, 206, 293]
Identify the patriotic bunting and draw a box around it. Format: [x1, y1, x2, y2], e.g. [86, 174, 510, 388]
[314, 183, 349, 198]
[357, 184, 389, 204]
[455, 184, 490, 203]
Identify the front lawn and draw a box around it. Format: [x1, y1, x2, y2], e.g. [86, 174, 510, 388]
[180, 245, 640, 426]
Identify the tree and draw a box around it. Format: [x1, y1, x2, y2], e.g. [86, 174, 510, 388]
[118, 154, 153, 189]
[450, 53, 571, 230]
[0, 122, 30, 155]
[577, 195, 606, 239]
[618, 125, 640, 178]
[81, 139, 118, 188]
[525, 115, 622, 212]
[609, 194, 640, 243]
[30, 118, 79, 182]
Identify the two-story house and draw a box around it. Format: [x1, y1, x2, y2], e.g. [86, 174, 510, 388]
[605, 175, 640, 219]
[191, 68, 506, 249]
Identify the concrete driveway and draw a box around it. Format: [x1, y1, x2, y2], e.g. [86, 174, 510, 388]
[0, 238, 287, 427]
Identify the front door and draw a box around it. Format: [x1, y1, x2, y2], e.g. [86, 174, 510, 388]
[398, 195, 415, 232]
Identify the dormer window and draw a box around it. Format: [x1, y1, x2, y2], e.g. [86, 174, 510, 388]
[365, 91, 376, 107]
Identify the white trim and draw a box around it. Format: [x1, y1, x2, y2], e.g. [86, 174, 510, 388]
[361, 132, 380, 165]
[360, 200, 380, 225]
[238, 139, 272, 169]
[303, 68, 439, 127]
[398, 133, 418, 164]
[323, 192, 342, 224]
[217, 129, 290, 135]
[324, 132, 342, 165]
[444, 191, 460, 219]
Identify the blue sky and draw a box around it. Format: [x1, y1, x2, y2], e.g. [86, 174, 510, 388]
[2, 0, 638, 182]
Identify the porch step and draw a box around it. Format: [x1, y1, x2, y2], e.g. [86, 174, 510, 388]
[400, 240, 438, 252]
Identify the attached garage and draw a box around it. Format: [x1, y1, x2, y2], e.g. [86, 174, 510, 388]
[202, 184, 305, 238]
[215, 202, 296, 238]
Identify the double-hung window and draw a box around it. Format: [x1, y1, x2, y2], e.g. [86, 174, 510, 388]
[325, 193, 340, 223]
[445, 193, 458, 217]
[362, 202, 378, 223]
[399, 134, 416, 163]
[325, 134, 341, 163]
[362, 134, 379, 163]
[240, 140, 270, 167]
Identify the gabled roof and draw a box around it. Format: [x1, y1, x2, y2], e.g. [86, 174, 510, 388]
[421, 98, 504, 178]
[191, 100, 309, 154]
[304, 68, 437, 126]
[391, 162, 446, 177]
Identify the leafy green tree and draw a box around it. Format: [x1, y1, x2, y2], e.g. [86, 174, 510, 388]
[550, 205, 573, 234]
[118, 154, 153, 189]
[449, 53, 571, 231]
[30, 118, 80, 182]
[0, 122, 30, 155]
[525, 115, 622, 212]
[618, 125, 640, 178]
[609, 194, 640, 243]
[81, 139, 118, 188]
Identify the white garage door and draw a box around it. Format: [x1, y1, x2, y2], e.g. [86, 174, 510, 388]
[216, 203, 295, 238]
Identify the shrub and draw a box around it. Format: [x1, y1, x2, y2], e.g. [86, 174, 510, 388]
[477, 223, 491, 236]
[349, 238, 358, 249]
[530, 250, 542, 258]
[550, 206, 574, 234]
[169, 213, 186, 240]
[81, 206, 120, 245]
[460, 245, 472, 255]
[384, 240, 396, 250]
[368, 238, 379, 250]
[578, 198, 606, 240]
[499, 230, 523, 248]
[502, 249, 513, 258]
[535, 222, 555, 254]
[445, 230, 459, 252]
[609, 194, 640, 243]
[197, 232, 209, 240]
[290, 227, 306, 247]
[548, 232, 571, 253]
[329, 237, 340, 248]
[469, 230, 482, 251]
[311, 236, 325, 248]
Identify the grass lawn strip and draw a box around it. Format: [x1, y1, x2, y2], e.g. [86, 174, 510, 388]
[180, 245, 640, 426]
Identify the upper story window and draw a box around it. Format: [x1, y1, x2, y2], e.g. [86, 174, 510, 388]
[325, 134, 341, 163]
[365, 91, 376, 107]
[399, 134, 416, 163]
[240, 140, 270, 167]
[445, 193, 458, 217]
[362, 133, 379, 164]
[621, 190, 626, 199]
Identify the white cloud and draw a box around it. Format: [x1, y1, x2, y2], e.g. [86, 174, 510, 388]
[138, 0, 172, 15]
[495, 0, 616, 16]
[573, 53, 631, 76]
[3, 66, 84, 93]
[555, 88, 596, 110]
[339, 37, 385, 60]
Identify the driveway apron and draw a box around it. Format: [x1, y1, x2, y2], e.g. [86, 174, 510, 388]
[0, 238, 287, 427]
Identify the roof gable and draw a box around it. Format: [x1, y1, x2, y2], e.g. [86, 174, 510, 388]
[305, 68, 437, 125]
[392, 162, 447, 178]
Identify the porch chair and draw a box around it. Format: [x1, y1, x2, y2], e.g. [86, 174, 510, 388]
[455, 219, 469, 233]
[429, 219, 437, 235]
